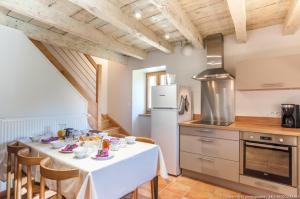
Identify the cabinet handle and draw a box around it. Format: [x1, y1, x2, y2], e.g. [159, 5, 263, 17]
[198, 157, 215, 162]
[254, 181, 278, 190]
[198, 138, 214, 143]
[196, 129, 213, 133]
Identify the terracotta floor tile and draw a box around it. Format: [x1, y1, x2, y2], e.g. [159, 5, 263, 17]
[214, 187, 240, 196]
[140, 182, 151, 191]
[122, 175, 250, 199]
[175, 176, 198, 186]
[192, 181, 217, 192]
[138, 187, 152, 198]
[165, 181, 191, 195]
[159, 189, 185, 199]
[158, 176, 176, 192]
[184, 189, 213, 199]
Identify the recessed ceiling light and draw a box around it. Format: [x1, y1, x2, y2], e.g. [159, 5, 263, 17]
[134, 10, 142, 20]
[164, 33, 170, 40]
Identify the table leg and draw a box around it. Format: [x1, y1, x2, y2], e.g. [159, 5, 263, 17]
[151, 176, 158, 199]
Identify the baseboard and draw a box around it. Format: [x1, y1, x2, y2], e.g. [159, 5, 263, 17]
[182, 169, 282, 196]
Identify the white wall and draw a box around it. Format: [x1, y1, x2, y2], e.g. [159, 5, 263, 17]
[224, 24, 300, 75]
[129, 46, 206, 114]
[224, 24, 300, 117]
[0, 25, 88, 188]
[107, 61, 132, 132]
[132, 70, 147, 136]
[0, 25, 87, 118]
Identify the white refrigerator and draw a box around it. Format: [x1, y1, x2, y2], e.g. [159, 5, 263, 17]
[151, 84, 192, 176]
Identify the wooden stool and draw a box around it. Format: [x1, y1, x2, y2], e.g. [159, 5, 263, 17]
[39, 157, 79, 199]
[132, 137, 158, 199]
[6, 142, 26, 199]
[16, 148, 48, 199]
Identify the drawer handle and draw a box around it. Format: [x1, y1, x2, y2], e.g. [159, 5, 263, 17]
[198, 138, 214, 142]
[254, 181, 278, 190]
[196, 129, 213, 133]
[261, 83, 284, 88]
[198, 157, 215, 162]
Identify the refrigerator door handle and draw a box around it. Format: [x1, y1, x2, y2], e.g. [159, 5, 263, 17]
[152, 107, 177, 110]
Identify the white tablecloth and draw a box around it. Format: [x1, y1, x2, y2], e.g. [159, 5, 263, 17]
[19, 141, 168, 199]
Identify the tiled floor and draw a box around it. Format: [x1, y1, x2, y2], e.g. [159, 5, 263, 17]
[124, 175, 247, 199]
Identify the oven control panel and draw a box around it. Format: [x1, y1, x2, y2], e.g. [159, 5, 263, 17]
[241, 131, 297, 146]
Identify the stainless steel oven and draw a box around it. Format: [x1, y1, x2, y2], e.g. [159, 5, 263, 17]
[240, 132, 298, 187]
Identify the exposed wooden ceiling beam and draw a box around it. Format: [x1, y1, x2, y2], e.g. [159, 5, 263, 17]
[68, 0, 174, 53]
[226, 0, 247, 42]
[0, 12, 127, 65]
[0, 0, 146, 60]
[150, 0, 203, 49]
[283, 0, 300, 35]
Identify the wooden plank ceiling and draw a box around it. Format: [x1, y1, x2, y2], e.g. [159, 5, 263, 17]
[0, 0, 297, 62]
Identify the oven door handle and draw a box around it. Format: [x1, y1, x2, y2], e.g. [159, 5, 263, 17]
[245, 142, 289, 151]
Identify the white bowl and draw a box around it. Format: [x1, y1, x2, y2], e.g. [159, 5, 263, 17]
[73, 147, 88, 159]
[98, 132, 108, 137]
[125, 136, 136, 144]
[50, 140, 65, 149]
[30, 136, 41, 142]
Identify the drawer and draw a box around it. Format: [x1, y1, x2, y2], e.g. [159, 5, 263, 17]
[180, 151, 239, 182]
[180, 126, 239, 140]
[180, 134, 239, 161]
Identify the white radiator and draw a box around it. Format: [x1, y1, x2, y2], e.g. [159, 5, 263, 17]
[0, 114, 88, 144]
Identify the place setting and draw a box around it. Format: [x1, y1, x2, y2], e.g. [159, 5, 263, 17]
[28, 128, 138, 161]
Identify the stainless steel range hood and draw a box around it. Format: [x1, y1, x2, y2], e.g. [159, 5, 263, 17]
[192, 33, 234, 80]
[193, 33, 235, 126]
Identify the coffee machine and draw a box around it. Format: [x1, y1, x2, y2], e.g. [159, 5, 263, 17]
[281, 104, 300, 128]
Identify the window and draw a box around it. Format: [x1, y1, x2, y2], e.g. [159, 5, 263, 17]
[146, 71, 166, 112]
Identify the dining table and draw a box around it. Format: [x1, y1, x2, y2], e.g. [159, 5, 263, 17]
[17, 138, 168, 199]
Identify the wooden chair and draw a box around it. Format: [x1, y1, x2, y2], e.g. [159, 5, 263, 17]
[16, 148, 56, 199]
[132, 137, 157, 199]
[88, 129, 100, 133]
[108, 132, 126, 138]
[39, 157, 79, 199]
[6, 142, 26, 199]
[135, 137, 155, 144]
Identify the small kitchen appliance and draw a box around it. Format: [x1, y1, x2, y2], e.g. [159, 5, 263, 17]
[281, 104, 300, 128]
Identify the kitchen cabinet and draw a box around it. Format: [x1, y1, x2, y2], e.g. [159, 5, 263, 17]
[180, 126, 240, 182]
[236, 55, 300, 90]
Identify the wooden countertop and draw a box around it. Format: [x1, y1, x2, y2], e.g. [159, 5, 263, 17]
[179, 118, 300, 137]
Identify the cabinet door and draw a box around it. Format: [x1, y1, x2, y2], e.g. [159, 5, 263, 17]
[236, 54, 300, 90]
[180, 152, 239, 182]
[180, 134, 239, 161]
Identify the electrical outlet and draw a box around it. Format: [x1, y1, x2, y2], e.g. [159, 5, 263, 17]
[269, 111, 281, 117]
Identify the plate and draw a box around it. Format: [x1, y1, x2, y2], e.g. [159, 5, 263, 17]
[59, 147, 74, 153]
[91, 154, 114, 160]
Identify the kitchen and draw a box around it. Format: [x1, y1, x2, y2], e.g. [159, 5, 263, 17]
[140, 31, 300, 197]
[1, 0, 300, 198]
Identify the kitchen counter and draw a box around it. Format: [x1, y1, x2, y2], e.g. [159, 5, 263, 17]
[179, 119, 300, 136]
